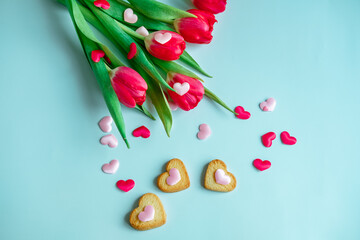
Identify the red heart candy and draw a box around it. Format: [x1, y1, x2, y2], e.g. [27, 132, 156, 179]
[253, 159, 271, 171]
[127, 42, 137, 60]
[94, 0, 110, 10]
[234, 106, 251, 120]
[132, 126, 151, 138]
[91, 50, 105, 63]
[116, 179, 135, 192]
[261, 132, 276, 147]
[280, 131, 297, 145]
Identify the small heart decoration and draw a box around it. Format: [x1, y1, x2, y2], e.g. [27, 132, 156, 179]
[173, 82, 190, 96]
[91, 50, 105, 63]
[116, 179, 135, 192]
[154, 32, 172, 44]
[253, 159, 271, 171]
[127, 42, 137, 60]
[166, 168, 181, 186]
[124, 8, 138, 24]
[98, 116, 113, 133]
[168, 101, 178, 111]
[215, 169, 231, 185]
[102, 160, 119, 174]
[260, 97, 276, 112]
[132, 126, 151, 138]
[234, 106, 251, 120]
[100, 134, 118, 148]
[138, 205, 155, 222]
[93, 0, 110, 10]
[197, 123, 211, 140]
[261, 132, 276, 147]
[280, 131, 297, 145]
[135, 26, 149, 37]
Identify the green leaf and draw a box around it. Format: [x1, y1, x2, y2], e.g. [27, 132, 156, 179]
[127, 0, 196, 24]
[179, 51, 212, 78]
[135, 105, 156, 120]
[204, 87, 237, 115]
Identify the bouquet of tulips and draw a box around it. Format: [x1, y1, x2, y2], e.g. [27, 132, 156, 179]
[58, 0, 232, 147]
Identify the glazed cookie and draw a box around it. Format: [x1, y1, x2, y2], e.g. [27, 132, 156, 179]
[129, 193, 166, 231]
[204, 159, 236, 192]
[157, 158, 190, 193]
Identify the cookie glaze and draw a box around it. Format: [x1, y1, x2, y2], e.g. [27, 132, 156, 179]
[215, 169, 231, 185]
[166, 168, 181, 186]
[138, 205, 155, 222]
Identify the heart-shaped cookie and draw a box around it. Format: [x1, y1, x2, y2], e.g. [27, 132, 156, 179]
[129, 193, 166, 231]
[157, 158, 190, 193]
[204, 159, 236, 192]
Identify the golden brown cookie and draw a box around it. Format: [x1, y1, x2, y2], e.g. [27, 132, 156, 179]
[157, 158, 190, 193]
[204, 159, 236, 192]
[129, 193, 166, 231]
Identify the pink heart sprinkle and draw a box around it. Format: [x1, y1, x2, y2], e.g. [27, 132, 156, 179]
[138, 205, 155, 222]
[91, 50, 105, 63]
[154, 32, 172, 44]
[280, 131, 297, 145]
[124, 8, 138, 23]
[260, 97, 277, 112]
[135, 26, 149, 37]
[168, 101, 178, 111]
[116, 179, 135, 192]
[173, 82, 190, 96]
[253, 159, 271, 171]
[215, 169, 231, 185]
[166, 168, 181, 186]
[261, 132, 276, 148]
[98, 116, 113, 133]
[100, 134, 118, 148]
[132, 126, 151, 138]
[101, 160, 119, 174]
[197, 123, 211, 140]
[127, 42, 137, 60]
[234, 106, 251, 120]
[94, 0, 110, 10]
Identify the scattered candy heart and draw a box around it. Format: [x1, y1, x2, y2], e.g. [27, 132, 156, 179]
[98, 116, 113, 133]
[127, 42, 137, 60]
[166, 168, 181, 186]
[215, 169, 231, 185]
[91, 50, 105, 63]
[138, 205, 155, 222]
[173, 82, 190, 96]
[132, 126, 151, 138]
[102, 160, 119, 174]
[261, 132, 276, 147]
[197, 123, 211, 140]
[280, 131, 297, 145]
[124, 8, 138, 24]
[234, 106, 251, 120]
[154, 32, 172, 44]
[136, 26, 149, 37]
[116, 179, 135, 192]
[168, 101, 178, 111]
[94, 0, 110, 9]
[260, 97, 276, 112]
[100, 134, 118, 148]
[253, 159, 271, 171]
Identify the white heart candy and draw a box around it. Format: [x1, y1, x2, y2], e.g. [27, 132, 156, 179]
[173, 82, 190, 96]
[100, 134, 118, 148]
[135, 26, 149, 37]
[102, 160, 119, 174]
[154, 32, 172, 44]
[260, 97, 276, 112]
[197, 123, 211, 140]
[215, 169, 231, 185]
[124, 8, 138, 24]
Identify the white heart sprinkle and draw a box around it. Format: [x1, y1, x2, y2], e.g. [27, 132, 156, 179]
[124, 8, 138, 24]
[135, 26, 149, 37]
[173, 82, 190, 96]
[154, 32, 172, 44]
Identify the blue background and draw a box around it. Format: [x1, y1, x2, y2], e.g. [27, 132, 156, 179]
[1, 0, 360, 239]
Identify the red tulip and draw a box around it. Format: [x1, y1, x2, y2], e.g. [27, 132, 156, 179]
[109, 66, 148, 108]
[192, 0, 227, 14]
[144, 30, 186, 61]
[174, 9, 217, 44]
[166, 72, 204, 111]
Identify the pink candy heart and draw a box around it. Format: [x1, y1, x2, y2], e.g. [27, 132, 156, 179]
[132, 126, 151, 138]
[100, 134, 118, 148]
[253, 159, 271, 171]
[102, 160, 119, 174]
[127, 42, 137, 60]
[168, 101, 178, 111]
[154, 32, 172, 44]
[116, 179, 135, 192]
[94, 0, 110, 9]
[124, 8, 138, 24]
[135, 26, 149, 37]
[197, 123, 211, 140]
[280, 131, 297, 145]
[91, 50, 105, 63]
[173, 82, 190, 96]
[166, 168, 181, 186]
[261, 132, 276, 147]
[138, 205, 155, 222]
[215, 169, 231, 185]
[260, 97, 277, 112]
[234, 106, 251, 120]
[98, 116, 113, 133]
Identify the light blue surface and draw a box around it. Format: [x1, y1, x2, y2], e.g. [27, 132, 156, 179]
[1, 0, 360, 239]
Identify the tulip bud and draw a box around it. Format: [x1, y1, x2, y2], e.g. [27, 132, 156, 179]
[144, 30, 186, 61]
[191, 0, 227, 14]
[174, 9, 217, 44]
[166, 72, 204, 111]
[110, 66, 148, 108]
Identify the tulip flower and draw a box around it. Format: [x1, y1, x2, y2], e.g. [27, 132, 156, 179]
[191, 0, 227, 14]
[166, 72, 204, 111]
[174, 9, 217, 44]
[144, 30, 186, 61]
[109, 66, 148, 108]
